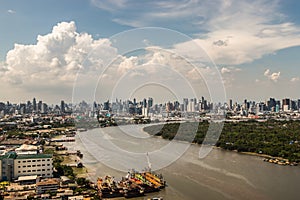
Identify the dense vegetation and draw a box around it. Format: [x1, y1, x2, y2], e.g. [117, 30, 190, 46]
[143, 120, 300, 162]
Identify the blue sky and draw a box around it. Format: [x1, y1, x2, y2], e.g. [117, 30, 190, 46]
[0, 0, 300, 104]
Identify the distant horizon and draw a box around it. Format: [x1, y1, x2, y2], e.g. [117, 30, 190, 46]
[1, 95, 299, 106]
[1, 1, 300, 108]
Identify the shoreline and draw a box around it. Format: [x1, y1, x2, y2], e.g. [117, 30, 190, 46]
[141, 124, 299, 167]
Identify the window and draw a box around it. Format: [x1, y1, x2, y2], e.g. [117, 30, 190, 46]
[18, 166, 21, 168]
[27, 165, 31, 167]
[42, 169, 45, 171]
[47, 159, 50, 161]
[18, 171, 21, 173]
[27, 160, 31, 162]
[47, 164, 50, 166]
[32, 160, 36, 162]
[42, 159, 45, 161]
[32, 170, 36, 172]
[23, 161, 26, 163]
[23, 170, 26, 173]
[37, 160, 41, 162]
[18, 161, 20, 163]
[37, 169, 41, 171]
[37, 164, 41, 167]
[27, 170, 31, 172]
[42, 164, 45, 166]
[32, 165, 36, 167]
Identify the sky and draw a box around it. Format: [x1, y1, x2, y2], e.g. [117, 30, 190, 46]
[0, 0, 300, 104]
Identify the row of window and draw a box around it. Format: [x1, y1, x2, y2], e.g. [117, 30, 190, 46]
[18, 173, 52, 177]
[17, 168, 52, 173]
[17, 159, 51, 163]
[17, 164, 51, 168]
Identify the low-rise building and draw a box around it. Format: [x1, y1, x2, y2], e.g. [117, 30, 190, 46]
[36, 178, 59, 194]
[0, 152, 53, 181]
[14, 154, 53, 179]
[15, 144, 39, 155]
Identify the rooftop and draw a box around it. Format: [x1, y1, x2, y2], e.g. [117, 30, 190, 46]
[16, 154, 52, 159]
[15, 144, 38, 151]
[17, 175, 38, 182]
[36, 179, 59, 186]
[0, 151, 17, 160]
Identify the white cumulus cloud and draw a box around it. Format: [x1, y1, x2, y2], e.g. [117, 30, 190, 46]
[264, 69, 280, 82]
[1, 21, 119, 100]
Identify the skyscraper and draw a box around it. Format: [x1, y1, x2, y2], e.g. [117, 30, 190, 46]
[33, 98, 37, 112]
[229, 99, 233, 110]
[61, 100, 65, 113]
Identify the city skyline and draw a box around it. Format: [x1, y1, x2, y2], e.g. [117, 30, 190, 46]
[0, 1, 300, 104]
[1, 96, 300, 116]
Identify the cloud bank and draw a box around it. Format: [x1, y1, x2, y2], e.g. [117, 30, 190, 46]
[92, 0, 300, 65]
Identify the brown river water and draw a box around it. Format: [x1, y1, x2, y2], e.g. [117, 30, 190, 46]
[63, 125, 300, 200]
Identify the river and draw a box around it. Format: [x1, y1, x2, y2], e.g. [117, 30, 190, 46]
[63, 125, 300, 200]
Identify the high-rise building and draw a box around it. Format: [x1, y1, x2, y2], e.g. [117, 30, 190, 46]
[268, 98, 276, 111]
[41, 103, 48, 114]
[61, 100, 65, 113]
[282, 98, 290, 111]
[38, 101, 43, 112]
[188, 99, 195, 112]
[33, 98, 37, 112]
[183, 98, 188, 112]
[148, 97, 153, 108]
[143, 98, 147, 108]
[103, 100, 110, 111]
[229, 99, 233, 110]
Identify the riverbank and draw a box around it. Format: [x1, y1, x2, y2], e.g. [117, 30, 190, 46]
[142, 121, 300, 164]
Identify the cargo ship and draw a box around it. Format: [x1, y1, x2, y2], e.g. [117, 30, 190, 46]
[97, 176, 123, 198]
[97, 170, 166, 199]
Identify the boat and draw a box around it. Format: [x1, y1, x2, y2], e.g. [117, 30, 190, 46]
[97, 171, 166, 199]
[97, 176, 123, 198]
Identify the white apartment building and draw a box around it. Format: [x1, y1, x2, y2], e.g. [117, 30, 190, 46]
[14, 154, 53, 179]
[0, 152, 53, 181]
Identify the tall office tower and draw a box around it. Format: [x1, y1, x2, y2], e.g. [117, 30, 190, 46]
[229, 99, 233, 110]
[20, 103, 26, 115]
[148, 97, 153, 108]
[268, 98, 276, 111]
[166, 102, 174, 112]
[173, 101, 180, 110]
[33, 98, 37, 112]
[61, 100, 65, 113]
[282, 98, 290, 111]
[41, 103, 48, 114]
[188, 99, 195, 112]
[291, 100, 297, 111]
[103, 100, 110, 111]
[143, 98, 147, 108]
[243, 99, 249, 110]
[38, 101, 43, 112]
[183, 98, 188, 112]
